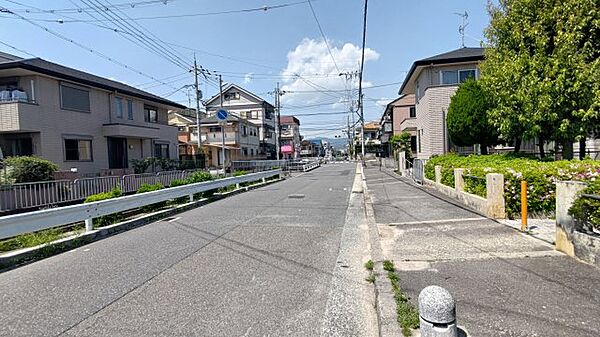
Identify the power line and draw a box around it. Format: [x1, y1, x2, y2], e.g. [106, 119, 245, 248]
[0, 40, 36, 57]
[0, 5, 180, 89]
[4, 0, 311, 22]
[4, 0, 177, 14]
[306, 0, 339, 73]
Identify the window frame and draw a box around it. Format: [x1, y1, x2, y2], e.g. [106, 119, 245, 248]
[114, 97, 123, 119]
[440, 69, 477, 85]
[127, 99, 134, 120]
[59, 82, 91, 113]
[63, 137, 93, 162]
[154, 143, 170, 159]
[144, 106, 158, 123]
[409, 106, 416, 118]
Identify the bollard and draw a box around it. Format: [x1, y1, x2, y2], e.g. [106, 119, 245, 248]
[419, 285, 457, 337]
[521, 180, 528, 231]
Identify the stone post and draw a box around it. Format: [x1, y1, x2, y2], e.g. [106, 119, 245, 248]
[435, 165, 442, 184]
[555, 181, 587, 256]
[486, 173, 505, 219]
[454, 168, 465, 192]
[419, 285, 457, 337]
[399, 151, 406, 173]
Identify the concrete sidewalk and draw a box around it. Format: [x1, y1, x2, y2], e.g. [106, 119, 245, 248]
[363, 166, 600, 337]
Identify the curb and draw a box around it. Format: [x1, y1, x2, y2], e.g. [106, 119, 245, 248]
[0, 178, 283, 272]
[360, 165, 407, 337]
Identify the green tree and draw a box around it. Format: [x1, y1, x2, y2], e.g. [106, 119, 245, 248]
[481, 0, 600, 159]
[390, 132, 412, 159]
[446, 79, 499, 155]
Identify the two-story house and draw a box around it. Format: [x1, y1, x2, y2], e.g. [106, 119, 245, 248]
[398, 47, 485, 159]
[205, 84, 276, 159]
[198, 114, 259, 168]
[0, 53, 183, 175]
[168, 108, 205, 168]
[279, 115, 301, 159]
[378, 94, 417, 157]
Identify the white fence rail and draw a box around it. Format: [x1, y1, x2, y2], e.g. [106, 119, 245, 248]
[0, 170, 203, 213]
[0, 170, 281, 240]
[231, 159, 321, 173]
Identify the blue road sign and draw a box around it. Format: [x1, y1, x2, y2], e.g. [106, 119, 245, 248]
[216, 109, 228, 121]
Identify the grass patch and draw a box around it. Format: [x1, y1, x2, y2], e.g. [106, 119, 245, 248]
[0, 226, 82, 253]
[366, 271, 377, 283]
[384, 261, 419, 336]
[383, 259, 395, 271]
[364, 259, 374, 270]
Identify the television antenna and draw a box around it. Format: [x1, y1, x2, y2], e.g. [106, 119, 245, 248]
[454, 11, 469, 48]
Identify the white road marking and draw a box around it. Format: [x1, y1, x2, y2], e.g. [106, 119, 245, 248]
[388, 217, 486, 226]
[167, 217, 181, 222]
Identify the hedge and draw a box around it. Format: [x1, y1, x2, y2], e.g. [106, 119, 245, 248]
[424, 153, 600, 218]
[84, 188, 123, 227]
[569, 180, 600, 231]
[136, 183, 165, 212]
[4, 156, 58, 183]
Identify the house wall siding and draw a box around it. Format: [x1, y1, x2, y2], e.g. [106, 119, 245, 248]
[0, 74, 178, 174]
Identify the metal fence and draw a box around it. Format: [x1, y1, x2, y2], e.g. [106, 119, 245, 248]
[0, 169, 282, 240]
[0, 169, 203, 214]
[231, 159, 321, 173]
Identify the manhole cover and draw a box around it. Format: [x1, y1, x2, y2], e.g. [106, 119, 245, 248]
[288, 194, 305, 199]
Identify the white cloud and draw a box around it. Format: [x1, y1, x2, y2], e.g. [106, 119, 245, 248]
[243, 72, 253, 84]
[375, 97, 394, 108]
[280, 38, 379, 108]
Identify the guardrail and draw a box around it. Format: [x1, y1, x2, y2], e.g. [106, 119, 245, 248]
[0, 169, 203, 214]
[231, 159, 321, 173]
[0, 169, 281, 240]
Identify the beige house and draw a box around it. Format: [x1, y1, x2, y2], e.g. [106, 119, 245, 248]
[199, 114, 260, 168]
[205, 84, 276, 159]
[399, 47, 485, 159]
[0, 53, 183, 175]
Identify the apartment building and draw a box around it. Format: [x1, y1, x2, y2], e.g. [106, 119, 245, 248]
[198, 114, 260, 168]
[398, 47, 485, 159]
[378, 94, 416, 157]
[279, 115, 301, 159]
[0, 53, 182, 175]
[205, 84, 276, 159]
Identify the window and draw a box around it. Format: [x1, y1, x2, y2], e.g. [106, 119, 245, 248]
[441, 71, 459, 85]
[64, 139, 92, 161]
[144, 106, 158, 123]
[209, 126, 221, 133]
[154, 143, 169, 158]
[409, 106, 416, 118]
[242, 147, 248, 156]
[410, 136, 417, 152]
[115, 97, 123, 119]
[459, 70, 476, 83]
[418, 130, 422, 153]
[127, 99, 133, 120]
[250, 149, 254, 156]
[441, 69, 477, 85]
[60, 84, 90, 112]
[242, 125, 248, 136]
[224, 92, 240, 100]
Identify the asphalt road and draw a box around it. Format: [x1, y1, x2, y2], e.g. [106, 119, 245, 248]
[364, 165, 600, 337]
[0, 163, 377, 337]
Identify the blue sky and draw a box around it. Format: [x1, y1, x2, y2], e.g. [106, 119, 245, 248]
[0, 0, 490, 138]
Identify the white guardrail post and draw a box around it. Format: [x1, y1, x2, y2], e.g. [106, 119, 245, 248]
[0, 170, 281, 240]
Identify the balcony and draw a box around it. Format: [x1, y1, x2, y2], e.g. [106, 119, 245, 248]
[202, 131, 238, 144]
[0, 99, 40, 132]
[102, 123, 160, 139]
[400, 117, 417, 132]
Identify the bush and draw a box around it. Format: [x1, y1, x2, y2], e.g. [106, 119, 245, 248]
[425, 153, 600, 218]
[84, 188, 123, 227]
[136, 183, 165, 212]
[4, 156, 58, 183]
[569, 180, 600, 231]
[169, 179, 190, 204]
[186, 171, 214, 184]
[233, 170, 248, 177]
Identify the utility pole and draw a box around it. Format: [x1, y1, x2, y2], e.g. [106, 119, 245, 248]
[275, 82, 281, 161]
[357, 0, 368, 162]
[219, 74, 225, 175]
[193, 55, 202, 166]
